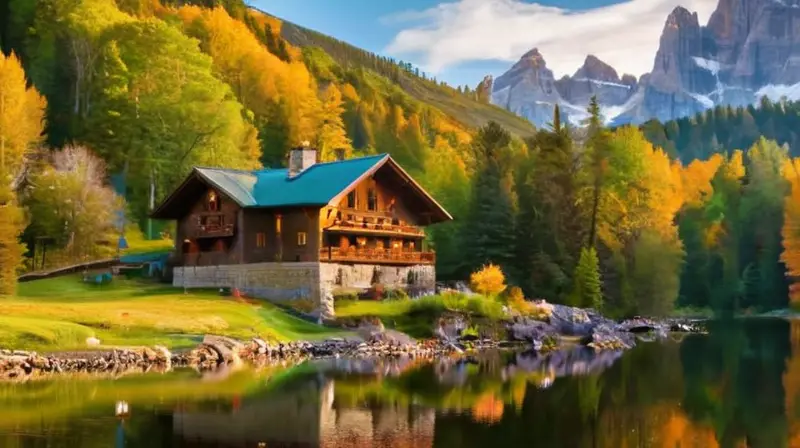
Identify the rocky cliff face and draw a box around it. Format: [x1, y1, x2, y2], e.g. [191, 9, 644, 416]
[491, 0, 800, 127]
[492, 50, 638, 126]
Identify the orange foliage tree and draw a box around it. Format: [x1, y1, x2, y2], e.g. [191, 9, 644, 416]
[782, 158, 800, 305]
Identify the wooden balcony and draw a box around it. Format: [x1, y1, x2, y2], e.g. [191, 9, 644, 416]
[186, 213, 234, 239]
[320, 247, 435, 265]
[329, 213, 424, 238]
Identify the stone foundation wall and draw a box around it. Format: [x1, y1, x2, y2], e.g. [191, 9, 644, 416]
[173, 262, 437, 318]
[173, 262, 320, 303]
[319, 263, 436, 295]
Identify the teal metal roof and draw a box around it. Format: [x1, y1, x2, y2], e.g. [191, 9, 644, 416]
[195, 154, 388, 208]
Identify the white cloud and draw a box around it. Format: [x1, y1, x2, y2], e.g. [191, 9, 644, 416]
[384, 0, 718, 78]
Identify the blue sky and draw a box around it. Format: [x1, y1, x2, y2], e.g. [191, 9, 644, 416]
[250, 0, 717, 87]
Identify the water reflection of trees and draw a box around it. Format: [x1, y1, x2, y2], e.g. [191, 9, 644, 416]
[427, 319, 796, 447]
[4, 320, 800, 447]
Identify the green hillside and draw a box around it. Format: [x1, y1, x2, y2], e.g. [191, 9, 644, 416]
[278, 18, 536, 137]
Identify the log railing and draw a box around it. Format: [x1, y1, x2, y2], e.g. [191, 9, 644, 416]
[320, 247, 435, 265]
[186, 213, 235, 239]
[330, 213, 424, 237]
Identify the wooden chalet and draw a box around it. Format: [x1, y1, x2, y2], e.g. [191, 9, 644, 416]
[151, 146, 453, 269]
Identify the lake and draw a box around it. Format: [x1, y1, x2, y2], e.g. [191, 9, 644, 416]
[1, 318, 799, 447]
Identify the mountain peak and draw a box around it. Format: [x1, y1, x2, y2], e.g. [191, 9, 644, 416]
[521, 48, 544, 60]
[665, 6, 699, 28]
[574, 55, 620, 83]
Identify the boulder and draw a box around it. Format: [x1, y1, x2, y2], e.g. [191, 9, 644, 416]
[434, 316, 467, 341]
[508, 318, 558, 344]
[584, 324, 636, 351]
[356, 318, 386, 340]
[549, 305, 594, 336]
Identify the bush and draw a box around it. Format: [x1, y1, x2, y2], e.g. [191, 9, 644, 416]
[464, 296, 506, 320]
[408, 296, 448, 317]
[470, 264, 506, 297]
[462, 325, 480, 339]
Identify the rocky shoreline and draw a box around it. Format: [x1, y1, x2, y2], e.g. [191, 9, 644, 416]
[0, 304, 704, 382]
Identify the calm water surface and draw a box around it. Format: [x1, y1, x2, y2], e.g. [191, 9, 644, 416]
[3, 318, 800, 447]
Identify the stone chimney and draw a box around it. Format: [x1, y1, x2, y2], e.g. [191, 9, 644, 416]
[288, 141, 317, 178]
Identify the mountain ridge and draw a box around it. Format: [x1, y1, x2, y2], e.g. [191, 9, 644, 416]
[490, 0, 800, 127]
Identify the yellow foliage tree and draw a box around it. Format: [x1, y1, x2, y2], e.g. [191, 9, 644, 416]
[470, 264, 506, 297]
[316, 84, 353, 161]
[0, 52, 46, 295]
[782, 158, 800, 305]
[174, 7, 321, 154]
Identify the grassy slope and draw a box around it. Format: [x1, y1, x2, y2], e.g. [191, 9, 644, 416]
[335, 295, 509, 338]
[0, 277, 346, 351]
[278, 20, 536, 137]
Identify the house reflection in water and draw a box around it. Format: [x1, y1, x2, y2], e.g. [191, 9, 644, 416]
[172, 375, 435, 447]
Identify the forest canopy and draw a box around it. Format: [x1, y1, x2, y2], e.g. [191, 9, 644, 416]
[0, 0, 798, 316]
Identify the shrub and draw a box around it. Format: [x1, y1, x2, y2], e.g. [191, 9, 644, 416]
[464, 296, 506, 320]
[408, 296, 448, 317]
[470, 264, 506, 297]
[462, 325, 480, 339]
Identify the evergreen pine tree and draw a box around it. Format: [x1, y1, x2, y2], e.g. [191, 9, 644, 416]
[569, 247, 603, 309]
[462, 122, 516, 277]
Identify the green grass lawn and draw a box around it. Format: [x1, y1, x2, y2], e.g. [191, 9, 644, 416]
[335, 294, 509, 338]
[0, 276, 346, 351]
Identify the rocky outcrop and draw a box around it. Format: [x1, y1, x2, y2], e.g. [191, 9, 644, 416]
[555, 55, 638, 109]
[492, 48, 564, 126]
[492, 50, 638, 126]
[492, 0, 800, 126]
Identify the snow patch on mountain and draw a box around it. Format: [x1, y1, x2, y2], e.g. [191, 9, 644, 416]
[572, 78, 633, 89]
[688, 92, 715, 108]
[755, 83, 800, 101]
[691, 57, 721, 75]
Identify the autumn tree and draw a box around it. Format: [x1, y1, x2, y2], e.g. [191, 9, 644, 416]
[25, 146, 124, 266]
[87, 17, 261, 225]
[316, 84, 352, 161]
[0, 52, 46, 294]
[783, 158, 800, 306]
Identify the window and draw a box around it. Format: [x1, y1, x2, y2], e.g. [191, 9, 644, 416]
[367, 188, 377, 211]
[200, 214, 223, 229]
[256, 232, 266, 248]
[275, 214, 282, 234]
[207, 191, 220, 211]
[346, 191, 357, 209]
[297, 232, 307, 246]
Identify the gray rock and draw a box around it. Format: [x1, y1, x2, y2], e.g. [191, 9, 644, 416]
[508, 318, 557, 343]
[549, 305, 594, 336]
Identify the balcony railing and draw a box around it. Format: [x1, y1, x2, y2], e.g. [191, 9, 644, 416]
[320, 247, 435, 265]
[330, 213, 424, 237]
[186, 213, 235, 239]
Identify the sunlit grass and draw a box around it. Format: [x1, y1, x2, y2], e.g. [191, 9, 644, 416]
[1, 276, 346, 351]
[335, 294, 507, 338]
